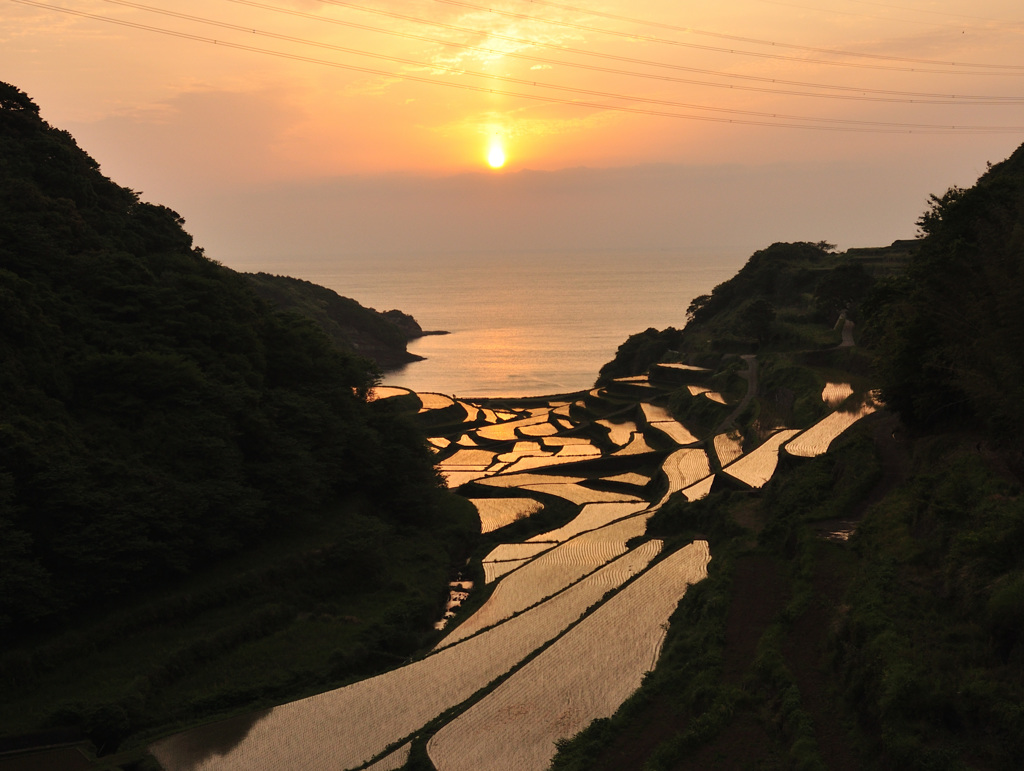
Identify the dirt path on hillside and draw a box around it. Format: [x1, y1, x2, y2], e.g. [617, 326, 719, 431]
[812, 411, 909, 541]
[670, 554, 791, 770]
[784, 411, 910, 769]
[781, 549, 860, 771]
[593, 554, 791, 771]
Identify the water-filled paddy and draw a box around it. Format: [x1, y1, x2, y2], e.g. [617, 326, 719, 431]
[713, 431, 744, 466]
[724, 429, 801, 488]
[469, 498, 544, 533]
[427, 541, 709, 771]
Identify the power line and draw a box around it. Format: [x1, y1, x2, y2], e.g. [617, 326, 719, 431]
[514, 0, 1024, 67]
[12, 0, 1024, 134]
[76, 0, 1024, 129]
[757, 0, 1023, 26]
[312, 0, 1024, 94]
[428, 0, 1024, 74]
[216, 0, 1024, 105]
[842, 0, 1022, 23]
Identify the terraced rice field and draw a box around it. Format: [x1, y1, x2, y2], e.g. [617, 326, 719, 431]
[438, 516, 655, 648]
[519, 422, 560, 437]
[681, 474, 715, 501]
[650, 420, 700, 445]
[499, 456, 583, 474]
[440, 449, 498, 467]
[554, 444, 601, 457]
[526, 502, 650, 544]
[542, 436, 594, 447]
[723, 429, 801, 488]
[640, 403, 673, 423]
[785, 401, 878, 457]
[475, 473, 586, 489]
[441, 470, 494, 488]
[658, 363, 711, 373]
[497, 442, 547, 463]
[153, 544, 665, 771]
[605, 472, 651, 486]
[418, 393, 456, 411]
[596, 419, 637, 446]
[518, 483, 645, 505]
[153, 352, 874, 769]
[426, 541, 711, 771]
[476, 414, 553, 441]
[612, 432, 659, 456]
[713, 430, 745, 466]
[469, 498, 544, 533]
[658, 449, 712, 505]
[484, 559, 531, 583]
[821, 381, 854, 406]
[483, 543, 555, 563]
[368, 386, 412, 401]
[686, 384, 727, 404]
[364, 743, 410, 770]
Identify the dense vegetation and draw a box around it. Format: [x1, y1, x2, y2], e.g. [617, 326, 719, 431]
[865, 145, 1024, 455]
[555, 143, 1024, 769]
[4, 75, 1023, 769]
[596, 239, 888, 387]
[0, 82, 475, 756]
[245, 272, 432, 370]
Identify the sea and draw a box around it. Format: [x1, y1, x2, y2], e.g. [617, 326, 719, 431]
[264, 249, 748, 398]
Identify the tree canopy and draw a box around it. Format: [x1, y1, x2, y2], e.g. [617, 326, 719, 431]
[0, 82, 447, 632]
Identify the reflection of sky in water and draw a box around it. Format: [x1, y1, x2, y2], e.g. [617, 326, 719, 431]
[288, 250, 743, 398]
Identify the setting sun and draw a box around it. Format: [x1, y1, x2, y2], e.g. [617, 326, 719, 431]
[487, 144, 506, 169]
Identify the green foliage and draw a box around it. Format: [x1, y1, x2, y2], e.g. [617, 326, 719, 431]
[0, 82, 474, 748]
[866, 144, 1024, 444]
[758, 431, 880, 559]
[595, 327, 684, 384]
[813, 262, 875, 322]
[755, 358, 829, 429]
[685, 242, 833, 331]
[246, 272, 420, 371]
[830, 446, 1024, 768]
[739, 297, 777, 341]
[668, 386, 730, 438]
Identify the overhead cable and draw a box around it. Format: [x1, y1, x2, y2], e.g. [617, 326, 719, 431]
[12, 0, 1024, 134]
[522, 0, 1023, 53]
[428, 0, 1024, 73]
[216, 0, 1024, 105]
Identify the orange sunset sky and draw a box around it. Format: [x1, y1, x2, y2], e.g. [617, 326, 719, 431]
[3, 0, 1024, 264]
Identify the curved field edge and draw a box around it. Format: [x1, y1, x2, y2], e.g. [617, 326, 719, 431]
[147, 543, 664, 770]
[426, 542, 710, 771]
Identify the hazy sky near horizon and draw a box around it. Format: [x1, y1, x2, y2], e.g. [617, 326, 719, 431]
[4, 0, 1024, 267]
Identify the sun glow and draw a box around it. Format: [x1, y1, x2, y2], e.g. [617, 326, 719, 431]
[487, 143, 506, 169]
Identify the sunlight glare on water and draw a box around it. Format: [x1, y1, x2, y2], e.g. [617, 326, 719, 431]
[281, 249, 744, 398]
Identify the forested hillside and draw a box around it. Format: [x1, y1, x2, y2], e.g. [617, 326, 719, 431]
[245, 272, 436, 371]
[0, 82, 475, 755]
[555, 144, 1024, 770]
[866, 145, 1024, 455]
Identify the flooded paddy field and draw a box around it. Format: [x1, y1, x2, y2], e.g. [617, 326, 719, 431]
[151, 342, 879, 770]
